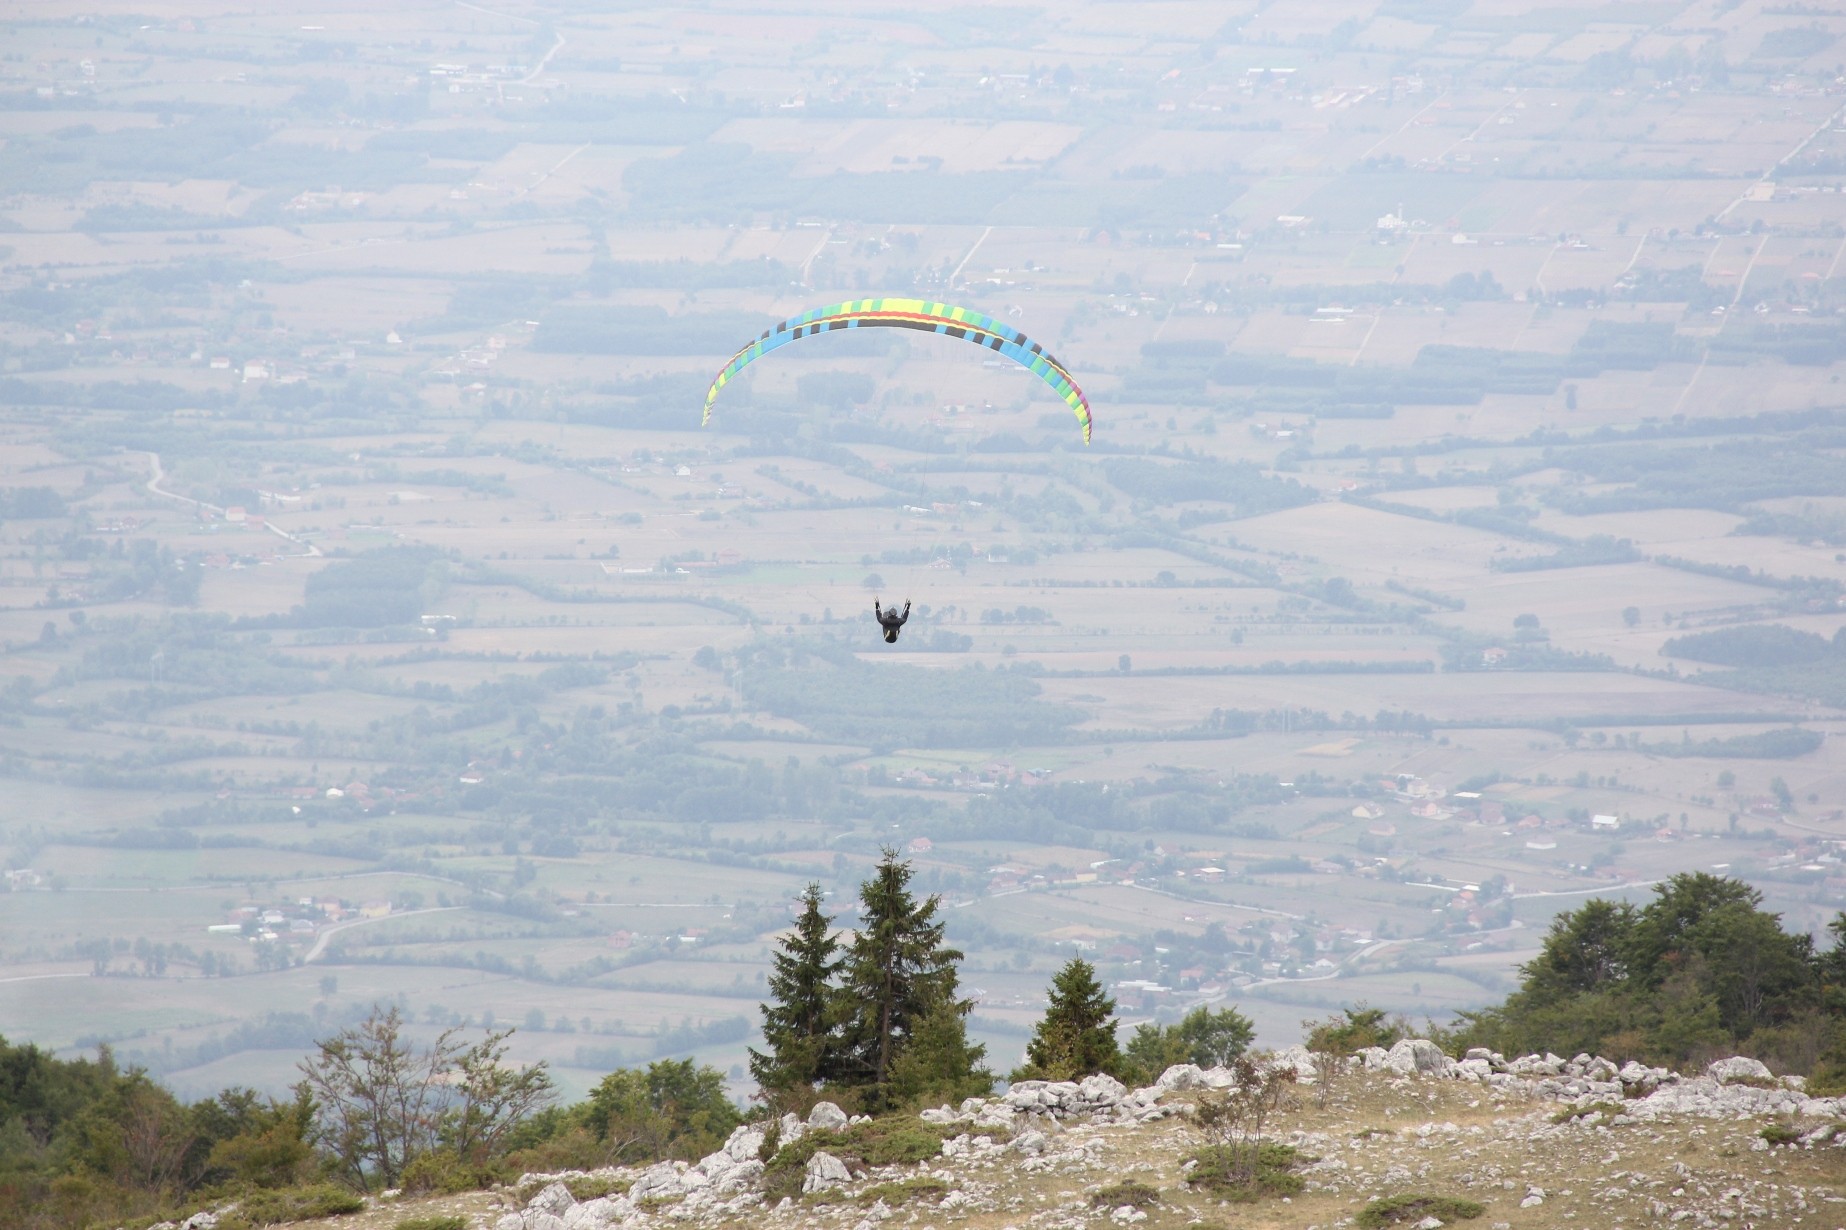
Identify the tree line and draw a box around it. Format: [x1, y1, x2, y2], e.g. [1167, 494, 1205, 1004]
[6, 868, 1840, 1229]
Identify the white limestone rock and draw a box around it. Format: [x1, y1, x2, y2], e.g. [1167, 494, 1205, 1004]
[1078, 1073, 1127, 1105]
[1155, 1063, 1205, 1091]
[723, 1125, 766, 1163]
[1384, 1038, 1451, 1075]
[528, 1181, 577, 1216]
[498, 1214, 568, 1230]
[1706, 1057, 1774, 1086]
[808, 1100, 850, 1131]
[802, 1150, 852, 1194]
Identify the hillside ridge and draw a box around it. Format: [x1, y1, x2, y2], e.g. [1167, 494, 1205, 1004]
[152, 1043, 1846, 1230]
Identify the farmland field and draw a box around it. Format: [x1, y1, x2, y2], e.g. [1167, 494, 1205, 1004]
[1, 0, 1844, 1101]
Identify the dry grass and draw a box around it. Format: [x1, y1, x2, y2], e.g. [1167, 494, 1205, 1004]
[252, 1068, 1846, 1230]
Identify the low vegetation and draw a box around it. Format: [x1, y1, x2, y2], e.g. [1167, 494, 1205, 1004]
[1447, 874, 1846, 1087]
[1355, 1193, 1487, 1227]
[761, 1117, 967, 1202]
[1090, 1179, 1160, 1208]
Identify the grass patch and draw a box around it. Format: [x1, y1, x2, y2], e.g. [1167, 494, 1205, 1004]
[762, 1116, 966, 1202]
[849, 1177, 952, 1207]
[394, 1217, 468, 1230]
[565, 1174, 632, 1201]
[1182, 1143, 1307, 1202]
[217, 1185, 366, 1229]
[1091, 1180, 1160, 1208]
[513, 1173, 631, 1203]
[1551, 1100, 1625, 1124]
[1356, 1193, 1487, 1227]
[1759, 1123, 1803, 1146]
[1351, 1125, 1395, 1139]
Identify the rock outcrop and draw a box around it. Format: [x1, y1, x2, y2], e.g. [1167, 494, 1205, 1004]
[481, 1047, 1842, 1230]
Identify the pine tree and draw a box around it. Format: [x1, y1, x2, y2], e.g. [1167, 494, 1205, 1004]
[749, 884, 843, 1099]
[837, 851, 970, 1102]
[885, 998, 991, 1109]
[1017, 958, 1123, 1081]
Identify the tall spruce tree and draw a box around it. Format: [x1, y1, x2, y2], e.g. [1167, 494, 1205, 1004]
[749, 884, 842, 1099]
[837, 851, 973, 1103]
[1017, 958, 1123, 1080]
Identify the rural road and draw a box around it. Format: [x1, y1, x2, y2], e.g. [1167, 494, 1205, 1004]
[142, 451, 321, 558]
[303, 905, 464, 963]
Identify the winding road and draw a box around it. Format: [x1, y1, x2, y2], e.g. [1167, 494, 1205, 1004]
[142, 451, 320, 557]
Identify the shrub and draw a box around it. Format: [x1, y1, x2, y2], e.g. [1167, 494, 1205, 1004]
[1183, 1143, 1307, 1201]
[844, 1177, 951, 1207]
[565, 1174, 633, 1200]
[1356, 1193, 1486, 1227]
[1760, 1123, 1803, 1146]
[761, 1117, 968, 1201]
[217, 1185, 366, 1229]
[1091, 1180, 1160, 1208]
[400, 1149, 504, 1194]
[1303, 1005, 1405, 1053]
[512, 1173, 632, 1204]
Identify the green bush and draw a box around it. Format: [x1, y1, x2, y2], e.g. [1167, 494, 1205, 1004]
[217, 1185, 365, 1229]
[511, 1173, 632, 1203]
[762, 1117, 966, 1201]
[401, 1149, 504, 1194]
[1356, 1193, 1486, 1227]
[1091, 1180, 1160, 1208]
[394, 1217, 468, 1230]
[565, 1174, 633, 1201]
[827, 1177, 950, 1207]
[1182, 1143, 1306, 1201]
[1759, 1123, 1803, 1146]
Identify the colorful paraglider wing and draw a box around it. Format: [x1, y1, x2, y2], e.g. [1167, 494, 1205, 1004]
[702, 299, 1091, 443]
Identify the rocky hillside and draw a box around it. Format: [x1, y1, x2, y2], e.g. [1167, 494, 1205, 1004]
[163, 1046, 1846, 1230]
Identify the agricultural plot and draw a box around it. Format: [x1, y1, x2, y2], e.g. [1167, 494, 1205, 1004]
[2, 0, 1845, 1100]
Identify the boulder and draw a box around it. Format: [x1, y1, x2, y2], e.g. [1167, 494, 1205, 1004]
[713, 1159, 763, 1195]
[723, 1125, 766, 1164]
[1078, 1073, 1127, 1104]
[1199, 1065, 1237, 1088]
[563, 1197, 624, 1230]
[630, 1162, 684, 1203]
[1384, 1038, 1450, 1075]
[1270, 1045, 1319, 1080]
[1155, 1063, 1205, 1091]
[803, 1150, 852, 1194]
[1454, 1058, 1493, 1082]
[180, 1215, 218, 1230]
[1707, 1056, 1774, 1086]
[1004, 1081, 1046, 1109]
[1013, 1129, 1048, 1155]
[497, 1214, 567, 1230]
[808, 1100, 850, 1131]
[528, 1182, 577, 1216]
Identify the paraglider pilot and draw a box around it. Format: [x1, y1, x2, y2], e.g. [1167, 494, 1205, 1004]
[875, 600, 910, 644]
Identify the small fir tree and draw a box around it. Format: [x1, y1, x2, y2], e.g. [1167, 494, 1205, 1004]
[749, 884, 843, 1100]
[884, 998, 991, 1108]
[837, 851, 970, 1102]
[1016, 958, 1123, 1081]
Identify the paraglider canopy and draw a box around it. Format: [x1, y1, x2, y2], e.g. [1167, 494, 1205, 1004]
[702, 298, 1091, 443]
